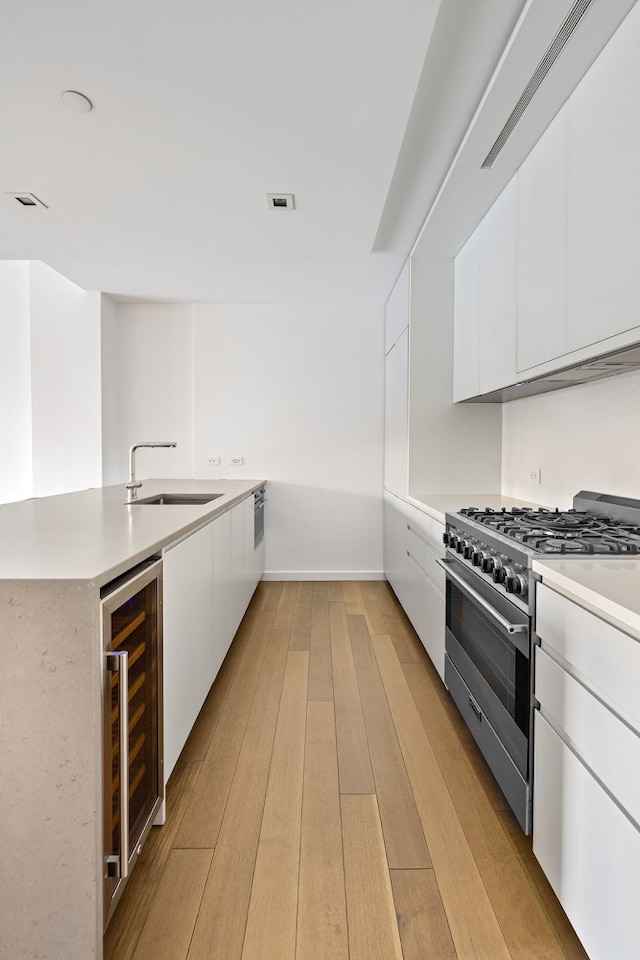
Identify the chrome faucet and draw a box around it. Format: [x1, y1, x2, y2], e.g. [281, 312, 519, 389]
[126, 442, 177, 502]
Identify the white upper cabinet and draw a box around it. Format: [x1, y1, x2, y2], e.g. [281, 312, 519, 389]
[517, 105, 569, 373]
[453, 231, 481, 401]
[566, 1, 640, 352]
[453, 179, 517, 400]
[478, 178, 518, 394]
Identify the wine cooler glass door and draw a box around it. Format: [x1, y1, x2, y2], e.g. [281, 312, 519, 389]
[102, 558, 163, 927]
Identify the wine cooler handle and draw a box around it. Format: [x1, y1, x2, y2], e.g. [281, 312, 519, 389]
[106, 650, 130, 879]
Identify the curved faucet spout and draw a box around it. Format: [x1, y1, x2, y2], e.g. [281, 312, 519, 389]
[126, 442, 177, 501]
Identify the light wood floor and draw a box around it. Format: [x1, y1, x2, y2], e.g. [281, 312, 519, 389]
[104, 580, 589, 960]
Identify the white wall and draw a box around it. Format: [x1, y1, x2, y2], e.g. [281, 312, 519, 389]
[101, 302, 195, 483]
[408, 255, 502, 494]
[0, 262, 32, 503]
[29, 262, 103, 497]
[193, 303, 385, 578]
[0, 261, 102, 504]
[502, 368, 640, 507]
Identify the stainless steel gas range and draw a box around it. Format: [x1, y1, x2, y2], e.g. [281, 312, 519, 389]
[439, 489, 640, 834]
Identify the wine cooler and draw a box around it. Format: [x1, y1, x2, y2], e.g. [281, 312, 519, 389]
[101, 557, 164, 927]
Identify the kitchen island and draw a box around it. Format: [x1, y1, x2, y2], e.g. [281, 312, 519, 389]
[0, 478, 265, 960]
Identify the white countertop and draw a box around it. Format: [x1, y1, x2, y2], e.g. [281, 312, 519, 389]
[0, 478, 265, 584]
[407, 492, 544, 525]
[533, 556, 640, 643]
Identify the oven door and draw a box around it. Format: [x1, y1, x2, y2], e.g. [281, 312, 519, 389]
[439, 554, 532, 830]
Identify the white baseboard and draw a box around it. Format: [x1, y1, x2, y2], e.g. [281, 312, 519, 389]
[261, 571, 386, 581]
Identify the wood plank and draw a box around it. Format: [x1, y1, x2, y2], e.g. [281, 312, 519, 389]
[307, 589, 333, 701]
[341, 794, 404, 960]
[250, 579, 283, 613]
[131, 849, 212, 960]
[186, 627, 290, 960]
[241, 652, 309, 960]
[497, 811, 590, 960]
[403, 660, 580, 960]
[390, 869, 457, 960]
[296, 702, 349, 960]
[357, 581, 388, 636]
[327, 582, 344, 601]
[342, 580, 364, 614]
[104, 760, 203, 960]
[178, 622, 251, 763]
[328, 602, 374, 793]
[371, 634, 512, 960]
[272, 579, 298, 633]
[290, 581, 312, 651]
[173, 606, 277, 848]
[348, 615, 430, 868]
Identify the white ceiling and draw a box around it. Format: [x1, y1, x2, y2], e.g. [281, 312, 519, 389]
[0, 0, 633, 305]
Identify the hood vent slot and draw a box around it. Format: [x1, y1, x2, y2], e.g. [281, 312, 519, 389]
[481, 0, 595, 169]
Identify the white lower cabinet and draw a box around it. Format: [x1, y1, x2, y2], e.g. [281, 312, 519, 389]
[383, 492, 445, 682]
[534, 582, 640, 960]
[534, 713, 640, 960]
[212, 509, 232, 678]
[163, 491, 263, 783]
[230, 495, 260, 635]
[162, 522, 215, 779]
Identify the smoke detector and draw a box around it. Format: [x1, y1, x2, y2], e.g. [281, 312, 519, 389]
[266, 193, 295, 210]
[5, 192, 48, 209]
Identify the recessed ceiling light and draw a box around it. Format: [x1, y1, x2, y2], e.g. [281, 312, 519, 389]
[61, 90, 93, 113]
[5, 192, 48, 209]
[266, 193, 295, 210]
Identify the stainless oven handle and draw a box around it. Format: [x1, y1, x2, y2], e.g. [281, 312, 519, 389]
[436, 558, 528, 636]
[106, 650, 130, 879]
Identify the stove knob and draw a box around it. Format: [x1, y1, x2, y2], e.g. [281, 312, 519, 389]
[456, 538, 466, 554]
[442, 531, 450, 546]
[471, 548, 482, 567]
[506, 573, 527, 597]
[492, 559, 504, 583]
[463, 542, 474, 560]
[480, 553, 494, 574]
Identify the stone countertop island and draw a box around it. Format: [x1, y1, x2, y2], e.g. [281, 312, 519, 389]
[0, 478, 264, 960]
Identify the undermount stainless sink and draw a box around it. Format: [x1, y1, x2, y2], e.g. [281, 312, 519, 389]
[130, 493, 223, 505]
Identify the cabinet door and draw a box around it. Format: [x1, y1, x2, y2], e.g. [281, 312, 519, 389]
[517, 105, 569, 372]
[384, 327, 409, 496]
[566, 2, 640, 352]
[230, 501, 245, 635]
[242, 494, 256, 603]
[453, 231, 480, 401]
[533, 712, 640, 960]
[478, 177, 518, 394]
[212, 509, 232, 677]
[383, 493, 396, 588]
[162, 523, 214, 779]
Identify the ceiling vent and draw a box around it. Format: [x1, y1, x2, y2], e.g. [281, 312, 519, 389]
[481, 0, 595, 168]
[5, 192, 48, 209]
[266, 193, 295, 210]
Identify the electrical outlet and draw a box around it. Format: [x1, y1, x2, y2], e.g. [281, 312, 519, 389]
[229, 456, 244, 466]
[528, 468, 542, 484]
[206, 456, 220, 466]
